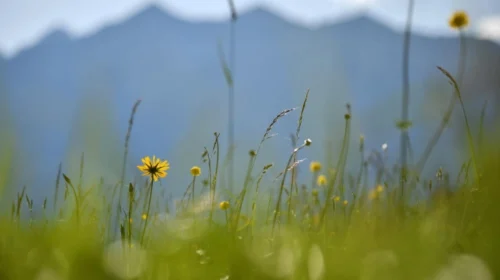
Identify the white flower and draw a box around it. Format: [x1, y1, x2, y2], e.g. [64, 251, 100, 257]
[382, 143, 388, 151]
[304, 138, 312, 146]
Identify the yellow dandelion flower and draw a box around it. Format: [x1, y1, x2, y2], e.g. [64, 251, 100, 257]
[317, 175, 327, 186]
[369, 186, 384, 200]
[310, 161, 322, 173]
[142, 214, 147, 220]
[343, 200, 348, 206]
[190, 166, 201, 177]
[449, 10, 469, 30]
[219, 201, 230, 210]
[137, 156, 170, 182]
[333, 196, 341, 202]
[376, 185, 384, 193]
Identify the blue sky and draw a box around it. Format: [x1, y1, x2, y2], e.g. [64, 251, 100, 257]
[0, 0, 499, 57]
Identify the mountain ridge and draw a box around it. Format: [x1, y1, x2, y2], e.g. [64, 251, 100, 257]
[5, 4, 491, 60]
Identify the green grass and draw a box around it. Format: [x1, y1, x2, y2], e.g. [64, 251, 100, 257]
[1, 8, 498, 279]
[1, 72, 500, 279]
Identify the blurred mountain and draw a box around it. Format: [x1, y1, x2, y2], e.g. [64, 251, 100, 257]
[1, 4, 499, 202]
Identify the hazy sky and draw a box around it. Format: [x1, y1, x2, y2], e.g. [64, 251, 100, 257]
[0, 0, 499, 57]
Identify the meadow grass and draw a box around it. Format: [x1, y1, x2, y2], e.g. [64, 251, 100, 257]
[0, 8, 499, 280]
[1, 69, 499, 279]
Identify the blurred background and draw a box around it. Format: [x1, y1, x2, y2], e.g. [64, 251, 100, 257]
[0, 0, 499, 203]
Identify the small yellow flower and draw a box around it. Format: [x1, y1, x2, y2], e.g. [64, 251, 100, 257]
[137, 156, 170, 182]
[343, 200, 348, 206]
[333, 196, 340, 202]
[317, 175, 327, 186]
[219, 201, 230, 210]
[369, 186, 384, 200]
[449, 11, 469, 30]
[129, 218, 133, 224]
[190, 166, 201, 177]
[142, 214, 147, 220]
[310, 161, 322, 173]
[376, 185, 384, 193]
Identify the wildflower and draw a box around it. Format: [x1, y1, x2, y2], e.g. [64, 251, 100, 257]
[129, 218, 133, 224]
[141, 214, 147, 220]
[249, 150, 256, 157]
[304, 138, 312, 146]
[382, 143, 388, 151]
[369, 185, 384, 200]
[137, 156, 169, 182]
[449, 11, 469, 30]
[190, 166, 201, 177]
[333, 196, 341, 202]
[310, 161, 322, 173]
[219, 201, 230, 210]
[343, 200, 348, 206]
[317, 175, 327, 186]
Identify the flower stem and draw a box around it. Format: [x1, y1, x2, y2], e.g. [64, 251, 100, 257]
[140, 178, 154, 246]
[127, 183, 134, 246]
[191, 176, 196, 209]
